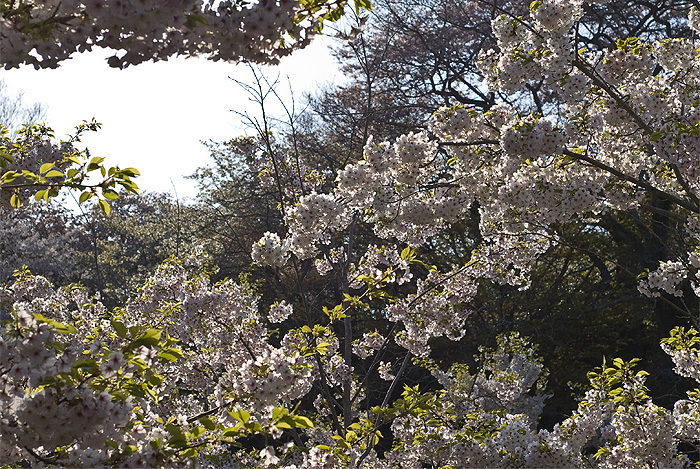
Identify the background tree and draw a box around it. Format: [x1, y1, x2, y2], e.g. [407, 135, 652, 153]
[70, 191, 202, 308]
[0, 79, 47, 136]
[0, 201, 82, 286]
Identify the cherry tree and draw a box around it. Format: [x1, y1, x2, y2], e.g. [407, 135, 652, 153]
[7, 0, 700, 467]
[239, 0, 700, 464]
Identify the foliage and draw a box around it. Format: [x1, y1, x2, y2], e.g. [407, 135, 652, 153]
[0, 121, 139, 214]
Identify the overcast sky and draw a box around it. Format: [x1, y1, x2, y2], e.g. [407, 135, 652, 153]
[0, 37, 343, 201]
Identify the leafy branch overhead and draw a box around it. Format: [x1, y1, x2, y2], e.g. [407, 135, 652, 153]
[0, 120, 139, 215]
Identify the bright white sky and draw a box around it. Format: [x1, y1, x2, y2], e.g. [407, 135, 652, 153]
[0, 37, 343, 201]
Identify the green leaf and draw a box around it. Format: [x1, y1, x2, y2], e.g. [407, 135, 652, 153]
[34, 313, 77, 334]
[2, 171, 18, 183]
[123, 444, 138, 455]
[87, 156, 105, 172]
[128, 357, 148, 373]
[39, 162, 54, 174]
[72, 359, 98, 372]
[181, 448, 199, 458]
[276, 420, 293, 429]
[120, 167, 140, 176]
[316, 341, 330, 355]
[128, 328, 162, 349]
[98, 199, 111, 216]
[291, 415, 314, 428]
[199, 417, 216, 431]
[189, 426, 206, 439]
[149, 374, 164, 386]
[272, 407, 288, 419]
[184, 13, 208, 29]
[331, 435, 350, 449]
[162, 346, 184, 359]
[229, 408, 250, 423]
[246, 422, 264, 433]
[166, 424, 188, 448]
[221, 426, 242, 438]
[79, 191, 92, 204]
[354, 0, 372, 13]
[45, 170, 64, 178]
[159, 351, 181, 363]
[118, 179, 140, 194]
[111, 320, 128, 338]
[102, 189, 120, 200]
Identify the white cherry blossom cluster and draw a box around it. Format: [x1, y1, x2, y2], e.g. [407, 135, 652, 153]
[652, 39, 700, 77]
[597, 43, 655, 88]
[599, 402, 679, 467]
[386, 335, 553, 467]
[0, 318, 132, 463]
[336, 134, 445, 226]
[0, 126, 73, 207]
[530, 0, 583, 33]
[638, 260, 688, 298]
[500, 116, 566, 159]
[351, 330, 386, 359]
[285, 191, 351, 258]
[377, 361, 395, 381]
[314, 246, 344, 276]
[252, 231, 291, 267]
[268, 300, 293, 322]
[122, 257, 318, 419]
[690, 7, 700, 33]
[428, 105, 477, 141]
[348, 244, 413, 289]
[224, 347, 314, 413]
[0, 0, 350, 69]
[465, 2, 700, 238]
[388, 274, 472, 357]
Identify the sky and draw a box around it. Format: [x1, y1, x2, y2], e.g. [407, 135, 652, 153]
[0, 37, 343, 202]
